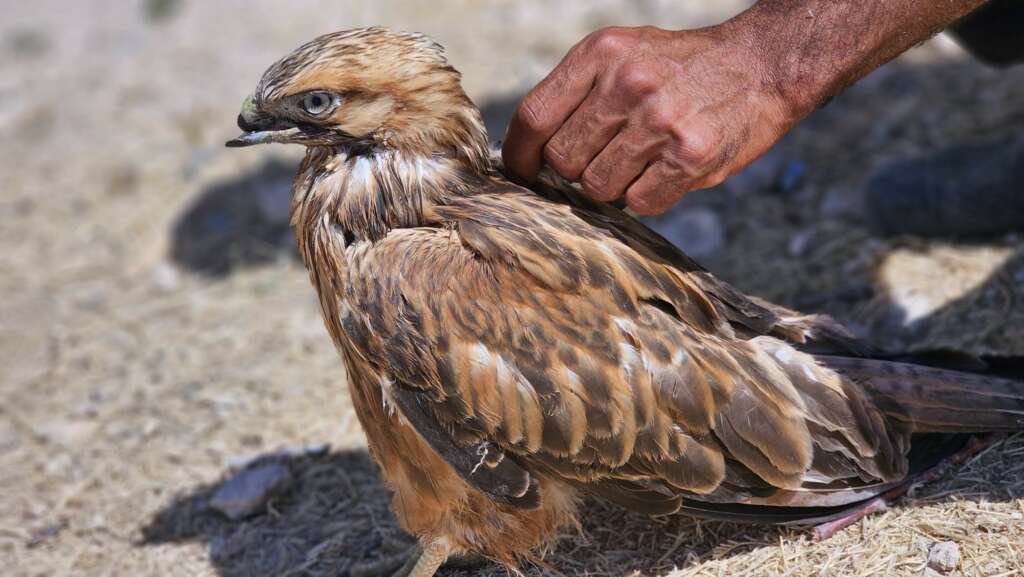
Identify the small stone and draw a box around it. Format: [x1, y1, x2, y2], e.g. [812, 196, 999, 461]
[293, 442, 330, 458]
[34, 418, 98, 447]
[210, 463, 293, 520]
[927, 541, 960, 574]
[225, 443, 331, 471]
[787, 228, 816, 258]
[151, 261, 180, 292]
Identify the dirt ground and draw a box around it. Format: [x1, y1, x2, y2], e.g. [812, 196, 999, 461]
[3, 1, 1024, 576]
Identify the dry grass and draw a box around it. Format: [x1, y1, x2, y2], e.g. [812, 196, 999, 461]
[3, 2, 1024, 577]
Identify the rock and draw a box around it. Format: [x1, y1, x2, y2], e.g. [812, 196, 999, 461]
[787, 228, 816, 258]
[290, 442, 330, 458]
[647, 207, 725, 259]
[865, 135, 1024, 237]
[927, 541, 960, 574]
[210, 462, 293, 520]
[224, 443, 331, 471]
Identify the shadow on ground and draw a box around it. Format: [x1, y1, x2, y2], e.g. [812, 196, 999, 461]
[142, 450, 403, 577]
[170, 158, 299, 277]
[140, 428, 1024, 577]
[140, 449, 798, 577]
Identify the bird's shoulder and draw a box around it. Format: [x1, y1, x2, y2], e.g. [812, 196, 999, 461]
[444, 170, 865, 353]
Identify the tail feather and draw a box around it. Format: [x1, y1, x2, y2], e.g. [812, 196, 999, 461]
[818, 356, 1024, 433]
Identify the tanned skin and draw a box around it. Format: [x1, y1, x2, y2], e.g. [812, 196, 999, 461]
[502, 0, 988, 215]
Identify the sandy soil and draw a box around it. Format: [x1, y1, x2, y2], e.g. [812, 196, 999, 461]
[3, 1, 1024, 576]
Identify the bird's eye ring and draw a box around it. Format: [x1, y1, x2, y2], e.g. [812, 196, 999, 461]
[302, 91, 334, 115]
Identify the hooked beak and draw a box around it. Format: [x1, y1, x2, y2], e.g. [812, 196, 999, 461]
[225, 95, 305, 148]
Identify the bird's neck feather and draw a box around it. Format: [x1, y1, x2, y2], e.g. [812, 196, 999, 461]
[291, 144, 487, 245]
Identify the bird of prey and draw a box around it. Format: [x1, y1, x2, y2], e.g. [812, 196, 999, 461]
[227, 27, 1024, 577]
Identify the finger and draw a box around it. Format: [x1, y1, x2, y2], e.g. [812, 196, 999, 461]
[580, 126, 663, 202]
[623, 160, 701, 215]
[543, 89, 626, 182]
[502, 44, 600, 182]
[625, 119, 730, 214]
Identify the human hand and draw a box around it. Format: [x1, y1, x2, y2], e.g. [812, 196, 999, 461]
[502, 25, 796, 215]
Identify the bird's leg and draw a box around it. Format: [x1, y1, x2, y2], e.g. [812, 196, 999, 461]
[350, 543, 419, 577]
[812, 434, 1004, 541]
[390, 539, 451, 577]
[810, 496, 890, 542]
[351, 537, 462, 577]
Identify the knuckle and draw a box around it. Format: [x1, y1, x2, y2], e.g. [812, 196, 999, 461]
[514, 96, 549, 134]
[681, 133, 718, 171]
[665, 129, 718, 175]
[644, 103, 677, 133]
[617, 62, 660, 98]
[581, 170, 618, 201]
[626, 193, 666, 216]
[588, 27, 631, 55]
[543, 140, 580, 179]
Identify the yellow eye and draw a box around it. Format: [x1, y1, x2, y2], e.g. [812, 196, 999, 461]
[302, 91, 333, 115]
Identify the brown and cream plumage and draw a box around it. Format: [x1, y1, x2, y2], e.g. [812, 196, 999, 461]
[228, 27, 1024, 577]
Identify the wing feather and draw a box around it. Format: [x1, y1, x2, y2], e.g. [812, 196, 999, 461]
[338, 188, 906, 513]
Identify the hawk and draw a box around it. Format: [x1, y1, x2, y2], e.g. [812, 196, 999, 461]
[227, 27, 1024, 577]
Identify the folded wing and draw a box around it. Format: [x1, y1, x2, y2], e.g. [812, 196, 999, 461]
[337, 188, 907, 514]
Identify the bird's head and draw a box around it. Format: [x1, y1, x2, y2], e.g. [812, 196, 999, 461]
[227, 27, 488, 167]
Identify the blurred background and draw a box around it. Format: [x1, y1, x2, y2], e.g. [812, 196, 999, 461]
[2, 1, 1023, 576]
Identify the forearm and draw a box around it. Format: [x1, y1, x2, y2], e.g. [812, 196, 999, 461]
[728, 0, 987, 119]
